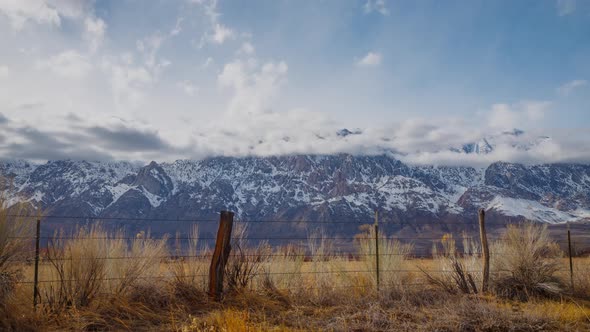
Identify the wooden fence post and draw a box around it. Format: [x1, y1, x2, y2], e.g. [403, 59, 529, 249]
[568, 226, 574, 292]
[478, 209, 490, 293]
[208, 211, 234, 301]
[374, 211, 380, 291]
[33, 218, 41, 311]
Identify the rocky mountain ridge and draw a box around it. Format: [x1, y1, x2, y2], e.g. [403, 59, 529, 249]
[1, 155, 589, 228]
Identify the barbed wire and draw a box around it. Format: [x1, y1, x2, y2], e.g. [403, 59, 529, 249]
[5, 213, 568, 226]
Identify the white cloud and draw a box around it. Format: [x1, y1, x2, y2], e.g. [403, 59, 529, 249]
[556, 0, 576, 16]
[238, 42, 255, 55]
[218, 59, 288, 116]
[202, 57, 214, 68]
[178, 81, 199, 96]
[84, 16, 106, 52]
[364, 0, 389, 16]
[557, 79, 587, 96]
[0, 0, 93, 30]
[0, 0, 60, 29]
[0, 65, 8, 78]
[102, 58, 153, 111]
[36, 50, 92, 78]
[487, 101, 550, 130]
[193, 0, 237, 46]
[210, 23, 234, 44]
[136, 34, 165, 68]
[356, 52, 382, 67]
[170, 17, 183, 36]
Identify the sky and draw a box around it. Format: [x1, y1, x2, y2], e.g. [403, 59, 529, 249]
[0, 0, 589, 166]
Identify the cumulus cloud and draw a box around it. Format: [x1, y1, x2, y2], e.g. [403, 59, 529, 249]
[102, 58, 153, 111]
[0, 0, 94, 30]
[36, 50, 93, 78]
[556, 0, 576, 16]
[218, 59, 288, 116]
[0, 0, 60, 30]
[364, 0, 389, 16]
[487, 101, 551, 130]
[356, 52, 382, 67]
[84, 16, 106, 53]
[557, 79, 587, 96]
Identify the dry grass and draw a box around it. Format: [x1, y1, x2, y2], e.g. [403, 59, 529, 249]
[491, 222, 565, 300]
[3, 221, 590, 331]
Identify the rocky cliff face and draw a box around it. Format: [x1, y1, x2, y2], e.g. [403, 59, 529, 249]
[1, 155, 589, 230]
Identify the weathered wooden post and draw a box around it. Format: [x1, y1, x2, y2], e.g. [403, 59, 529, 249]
[374, 211, 380, 291]
[33, 218, 41, 310]
[208, 211, 234, 301]
[478, 209, 490, 293]
[568, 225, 574, 292]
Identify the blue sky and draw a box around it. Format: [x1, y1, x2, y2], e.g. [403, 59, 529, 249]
[0, 0, 588, 164]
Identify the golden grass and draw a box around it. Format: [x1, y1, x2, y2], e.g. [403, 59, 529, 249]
[4, 223, 590, 331]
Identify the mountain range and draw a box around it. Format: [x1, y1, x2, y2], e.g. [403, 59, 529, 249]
[1, 154, 589, 232]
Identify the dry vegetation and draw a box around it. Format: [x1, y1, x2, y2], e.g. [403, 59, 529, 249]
[1, 207, 590, 331]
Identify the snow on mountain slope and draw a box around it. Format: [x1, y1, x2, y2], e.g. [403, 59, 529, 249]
[487, 196, 583, 224]
[1, 155, 589, 225]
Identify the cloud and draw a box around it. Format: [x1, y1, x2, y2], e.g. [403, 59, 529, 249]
[356, 52, 382, 67]
[87, 125, 171, 152]
[0, 65, 8, 78]
[487, 101, 551, 130]
[84, 16, 106, 52]
[238, 42, 255, 55]
[556, 0, 576, 16]
[202, 57, 214, 68]
[0, 0, 93, 30]
[364, 0, 389, 16]
[0, 0, 60, 30]
[194, 0, 236, 46]
[177, 81, 199, 96]
[0, 113, 179, 161]
[218, 59, 288, 116]
[36, 50, 93, 78]
[170, 17, 183, 36]
[210, 23, 234, 44]
[102, 58, 154, 111]
[557, 79, 587, 96]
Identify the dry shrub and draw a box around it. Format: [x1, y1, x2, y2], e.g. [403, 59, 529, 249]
[572, 256, 590, 299]
[42, 224, 167, 312]
[425, 233, 481, 294]
[491, 222, 564, 301]
[260, 243, 304, 293]
[426, 297, 556, 331]
[169, 224, 209, 302]
[225, 222, 270, 293]
[356, 225, 413, 293]
[0, 184, 34, 304]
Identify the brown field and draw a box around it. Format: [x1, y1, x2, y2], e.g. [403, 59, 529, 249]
[2, 222, 590, 331]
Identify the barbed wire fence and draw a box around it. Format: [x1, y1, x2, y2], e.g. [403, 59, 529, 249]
[4, 211, 588, 308]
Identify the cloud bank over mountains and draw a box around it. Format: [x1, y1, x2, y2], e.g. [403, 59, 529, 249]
[0, 108, 588, 167]
[0, 0, 588, 166]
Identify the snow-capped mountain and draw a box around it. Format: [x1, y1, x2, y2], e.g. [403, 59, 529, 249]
[455, 129, 551, 155]
[1, 155, 589, 232]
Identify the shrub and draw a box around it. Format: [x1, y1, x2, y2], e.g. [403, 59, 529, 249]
[0, 183, 33, 304]
[491, 222, 564, 301]
[355, 225, 412, 292]
[225, 222, 269, 292]
[43, 224, 167, 311]
[425, 233, 481, 294]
